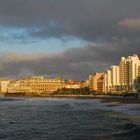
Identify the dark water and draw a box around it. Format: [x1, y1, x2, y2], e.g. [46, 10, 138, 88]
[0, 97, 140, 140]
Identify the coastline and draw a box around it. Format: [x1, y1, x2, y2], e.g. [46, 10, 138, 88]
[50, 95, 140, 104]
[2, 94, 140, 104]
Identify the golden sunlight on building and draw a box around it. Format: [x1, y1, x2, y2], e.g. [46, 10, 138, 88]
[0, 80, 11, 94]
[89, 72, 104, 92]
[65, 80, 81, 89]
[7, 76, 65, 94]
[103, 54, 140, 93]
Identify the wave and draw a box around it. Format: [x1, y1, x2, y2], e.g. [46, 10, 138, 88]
[115, 123, 140, 139]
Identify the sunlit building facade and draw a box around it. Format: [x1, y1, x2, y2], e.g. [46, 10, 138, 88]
[103, 54, 140, 93]
[103, 66, 120, 92]
[65, 80, 81, 89]
[119, 54, 140, 91]
[89, 72, 104, 92]
[8, 76, 65, 94]
[0, 80, 11, 94]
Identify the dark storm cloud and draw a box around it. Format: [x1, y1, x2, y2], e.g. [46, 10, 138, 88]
[0, 40, 140, 80]
[0, 0, 140, 41]
[0, 0, 140, 80]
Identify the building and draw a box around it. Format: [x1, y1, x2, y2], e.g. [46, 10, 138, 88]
[110, 66, 120, 86]
[8, 76, 65, 94]
[97, 75, 104, 93]
[8, 80, 31, 93]
[104, 66, 120, 93]
[138, 66, 140, 77]
[0, 80, 11, 94]
[81, 80, 89, 88]
[119, 54, 140, 91]
[103, 54, 140, 93]
[106, 69, 112, 92]
[65, 80, 81, 89]
[89, 72, 104, 92]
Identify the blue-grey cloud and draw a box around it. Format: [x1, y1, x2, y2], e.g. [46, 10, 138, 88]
[0, 0, 140, 41]
[0, 0, 140, 80]
[0, 40, 139, 80]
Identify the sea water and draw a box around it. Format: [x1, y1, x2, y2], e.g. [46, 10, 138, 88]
[0, 97, 140, 140]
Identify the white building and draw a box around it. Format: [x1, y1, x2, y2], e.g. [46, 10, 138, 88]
[104, 54, 140, 93]
[119, 54, 140, 90]
[107, 69, 112, 92]
[104, 66, 120, 92]
[110, 65, 120, 86]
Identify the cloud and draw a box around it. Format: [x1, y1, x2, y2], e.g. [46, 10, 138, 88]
[0, 52, 48, 63]
[0, 0, 140, 41]
[0, 0, 140, 80]
[118, 18, 140, 30]
[0, 39, 140, 80]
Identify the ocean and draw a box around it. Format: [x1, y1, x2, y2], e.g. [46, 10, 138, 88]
[0, 97, 140, 140]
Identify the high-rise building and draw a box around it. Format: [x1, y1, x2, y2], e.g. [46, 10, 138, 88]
[103, 54, 140, 93]
[106, 69, 112, 92]
[104, 66, 120, 92]
[119, 54, 140, 90]
[110, 65, 120, 86]
[138, 66, 140, 77]
[97, 75, 104, 92]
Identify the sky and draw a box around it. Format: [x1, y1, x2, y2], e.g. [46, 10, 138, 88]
[0, 0, 140, 80]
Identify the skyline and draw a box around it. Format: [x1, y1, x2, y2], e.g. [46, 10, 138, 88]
[0, 0, 140, 80]
[1, 54, 140, 96]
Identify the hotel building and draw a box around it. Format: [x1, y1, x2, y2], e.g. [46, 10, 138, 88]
[8, 76, 65, 94]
